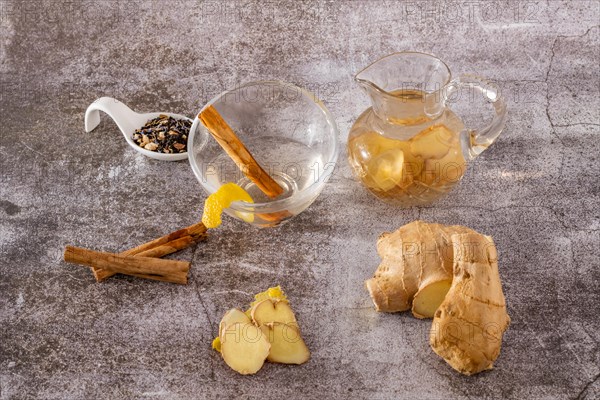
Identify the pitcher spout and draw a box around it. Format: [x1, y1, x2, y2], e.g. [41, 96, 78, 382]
[354, 52, 451, 124]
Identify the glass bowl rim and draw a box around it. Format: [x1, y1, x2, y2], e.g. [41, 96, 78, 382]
[187, 79, 339, 213]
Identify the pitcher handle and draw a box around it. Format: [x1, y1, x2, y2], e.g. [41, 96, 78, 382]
[442, 74, 507, 160]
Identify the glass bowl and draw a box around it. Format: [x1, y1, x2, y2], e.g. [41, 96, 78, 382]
[188, 81, 339, 228]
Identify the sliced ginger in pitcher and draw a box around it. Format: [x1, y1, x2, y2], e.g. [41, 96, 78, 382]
[422, 147, 466, 187]
[348, 122, 465, 201]
[412, 124, 466, 188]
[349, 131, 420, 191]
[348, 131, 401, 165]
[409, 124, 455, 160]
[368, 149, 412, 191]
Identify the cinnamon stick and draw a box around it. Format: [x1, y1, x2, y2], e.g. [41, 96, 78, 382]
[122, 221, 207, 256]
[200, 105, 284, 198]
[134, 236, 197, 258]
[257, 210, 294, 226]
[92, 221, 207, 282]
[65, 246, 190, 285]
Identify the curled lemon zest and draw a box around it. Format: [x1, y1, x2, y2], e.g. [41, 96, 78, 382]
[201, 183, 254, 228]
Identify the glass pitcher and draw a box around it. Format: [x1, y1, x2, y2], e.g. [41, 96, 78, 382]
[347, 52, 507, 206]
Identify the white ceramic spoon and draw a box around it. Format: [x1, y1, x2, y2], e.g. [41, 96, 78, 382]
[84, 97, 192, 161]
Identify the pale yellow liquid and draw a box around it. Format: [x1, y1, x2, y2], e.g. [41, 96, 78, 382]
[348, 90, 466, 206]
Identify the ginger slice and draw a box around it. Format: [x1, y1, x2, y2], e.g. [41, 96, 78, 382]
[219, 308, 251, 337]
[213, 308, 252, 353]
[368, 149, 408, 191]
[220, 322, 270, 375]
[260, 323, 310, 365]
[250, 299, 297, 327]
[213, 286, 311, 373]
[246, 285, 288, 316]
[430, 233, 510, 375]
[409, 124, 454, 160]
[214, 286, 290, 352]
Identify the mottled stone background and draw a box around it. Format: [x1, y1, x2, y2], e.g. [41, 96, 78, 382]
[0, 1, 599, 399]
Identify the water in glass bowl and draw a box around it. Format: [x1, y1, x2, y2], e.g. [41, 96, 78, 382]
[204, 136, 325, 203]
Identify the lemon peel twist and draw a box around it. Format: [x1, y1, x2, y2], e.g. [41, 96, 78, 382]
[201, 183, 254, 228]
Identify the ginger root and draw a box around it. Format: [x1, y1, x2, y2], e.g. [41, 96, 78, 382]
[366, 220, 475, 317]
[213, 286, 310, 375]
[366, 221, 510, 375]
[430, 232, 510, 375]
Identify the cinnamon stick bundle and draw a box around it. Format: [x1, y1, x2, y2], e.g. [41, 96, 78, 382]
[122, 221, 207, 256]
[92, 221, 207, 282]
[64, 246, 190, 284]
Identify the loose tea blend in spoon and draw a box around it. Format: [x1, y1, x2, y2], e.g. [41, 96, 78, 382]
[132, 114, 192, 153]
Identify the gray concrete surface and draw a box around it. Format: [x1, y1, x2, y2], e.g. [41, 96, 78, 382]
[1, 1, 599, 399]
